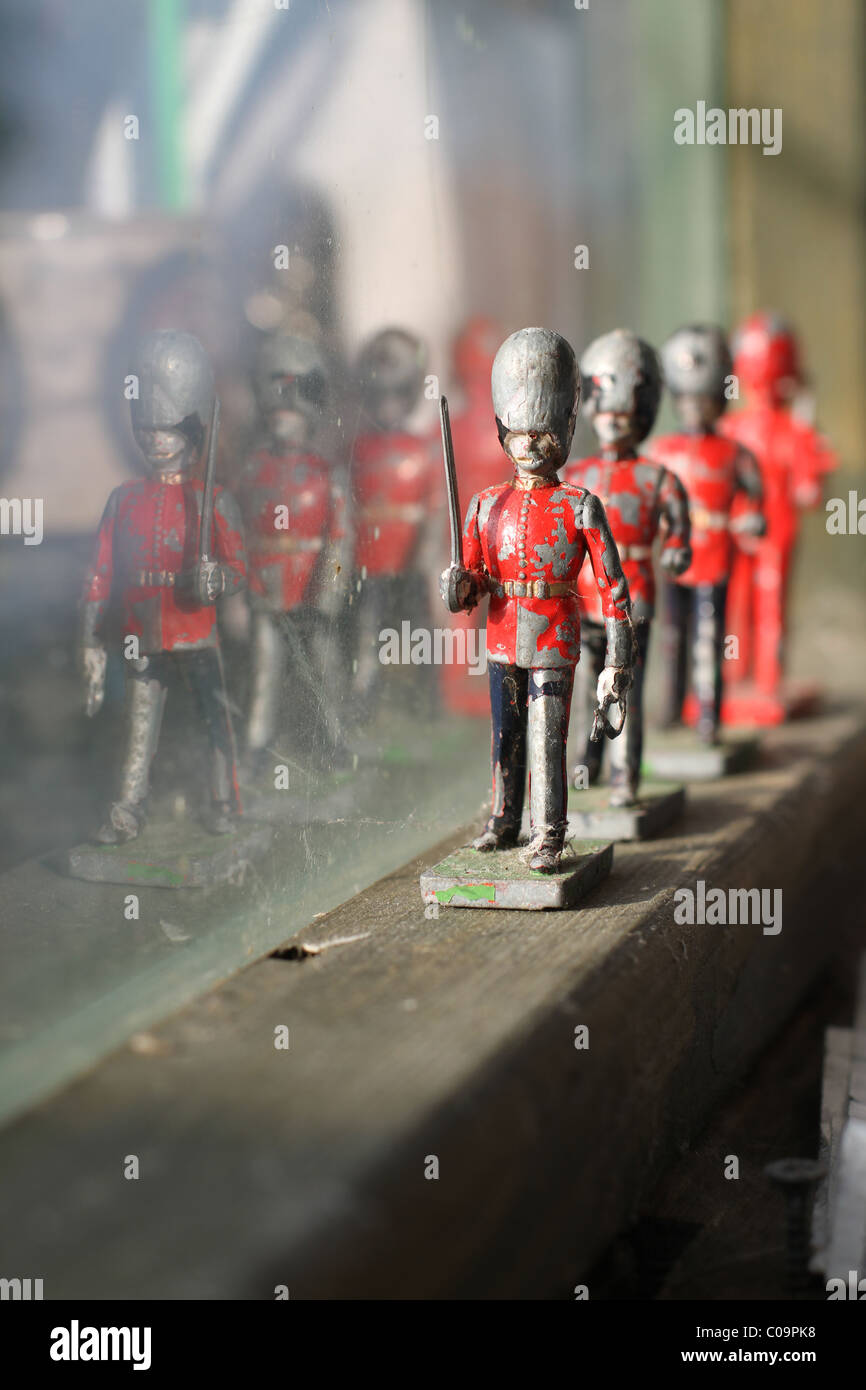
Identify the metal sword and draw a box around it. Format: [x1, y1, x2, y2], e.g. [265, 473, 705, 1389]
[439, 395, 472, 613]
[440, 394, 462, 569]
[198, 395, 221, 567]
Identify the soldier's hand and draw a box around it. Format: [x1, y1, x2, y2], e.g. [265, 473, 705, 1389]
[192, 558, 225, 604]
[440, 565, 480, 614]
[661, 544, 692, 576]
[733, 511, 767, 539]
[597, 664, 632, 704]
[730, 515, 763, 555]
[81, 645, 108, 718]
[593, 665, 631, 740]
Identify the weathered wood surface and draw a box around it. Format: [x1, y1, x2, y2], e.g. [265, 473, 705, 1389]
[0, 706, 864, 1299]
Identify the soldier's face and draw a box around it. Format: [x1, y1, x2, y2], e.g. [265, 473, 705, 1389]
[592, 411, 636, 448]
[503, 429, 560, 474]
[369, 387, 413, 431]
[269, 408, 310, 447]
[266, 374, 318, 447]
[136, 427, 192, 473]
[674, 392, 722, 431]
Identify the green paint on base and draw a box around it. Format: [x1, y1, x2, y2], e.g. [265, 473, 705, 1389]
[435, 883, 496, 904]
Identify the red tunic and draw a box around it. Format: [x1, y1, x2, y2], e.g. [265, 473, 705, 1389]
[351, 430, 439, 576]
[648, 432, 763, 586]
[238, 448, 340, 612]
[82, 477, 246, 653]
[716, 404, 834, 701]
[462, 477, 632, 669]
[718, 406, 833, 551]
[564, 455, 689, 622]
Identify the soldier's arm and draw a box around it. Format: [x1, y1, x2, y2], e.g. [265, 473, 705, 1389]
[212, 488, 248, 597]
[440, 491, 487, 613]
[581, 490, 635, 676]
[793, 425, 836, 510]
[731, 445, 766, 539]
[657, 466, 692, 575]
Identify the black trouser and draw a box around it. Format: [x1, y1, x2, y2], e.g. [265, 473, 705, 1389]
[486, 661, 574, 848]
[573, 619, 650, 796]
[662, 580, 728, 741]
[119, 647, 239, 814]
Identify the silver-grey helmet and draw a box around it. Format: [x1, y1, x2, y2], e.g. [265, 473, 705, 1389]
[254, 333, 328, 422]
[491, 327, 579, 459]
[356, 327, 426, 421]
[130, 330, 214, 454]
[661, 324, 733, 402]
[580, 329, 661, 443]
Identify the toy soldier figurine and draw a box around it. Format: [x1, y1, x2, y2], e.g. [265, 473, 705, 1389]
[441, 327, 635, 873]
[717, 312, 835, 721]
[564, 329, 691, 805]
[349, 328, 438, 713]
[80, 330, 247, 844]
[442, 317, 504, 718]
[237, 333, 347, 769]
[650, 324, 765, 742]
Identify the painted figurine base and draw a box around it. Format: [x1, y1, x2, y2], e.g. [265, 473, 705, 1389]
[566, 781, 686, 842]
[682, 681, 822, 729]
[62, 819, 273, 889]
[642, 728, 760, 783]
[420, 838, 613, 911]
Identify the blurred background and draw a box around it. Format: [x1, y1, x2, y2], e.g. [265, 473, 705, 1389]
[0, 0, 863, 1119]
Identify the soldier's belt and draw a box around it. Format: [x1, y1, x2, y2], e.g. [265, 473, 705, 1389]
[130, 569, 186, 588]
[691, 509, 729, 530]
[618, 544, 652, 561]
[494, 579, 575, 599]
[251, 536, 323, 554]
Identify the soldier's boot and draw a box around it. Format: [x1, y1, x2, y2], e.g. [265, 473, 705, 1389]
[93, 665, 166, 845]
[526, 667, 573, 874]
[202, 800, 239, 836]
[528, 831, 564, 874]
[93, 799, 146, 845]
[608, 769, 639, 809]
[473, 818, 520, 852]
